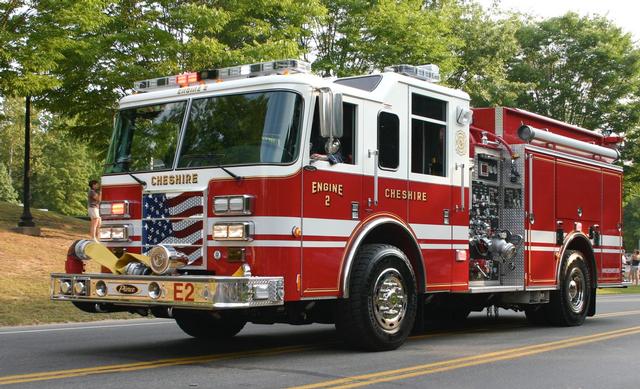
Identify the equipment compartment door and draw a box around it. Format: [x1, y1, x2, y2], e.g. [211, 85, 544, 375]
[601, 171, 623, 283]
[525, 152, 557, 286]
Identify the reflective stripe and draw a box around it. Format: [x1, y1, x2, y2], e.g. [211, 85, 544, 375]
[207, 240, 346, 248]
[420, 243, 451, 250]
[529, 230, 556, 244]
[410, 224, 451, 240]
[601, 235, 622, 247]
[527, 246, 559, 252]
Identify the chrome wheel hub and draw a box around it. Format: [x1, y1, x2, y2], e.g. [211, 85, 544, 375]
[567, 266, 585, 314]
[372, 268, 407, 334]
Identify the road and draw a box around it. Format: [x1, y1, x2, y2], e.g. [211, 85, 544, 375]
[1, 294, 640, 388]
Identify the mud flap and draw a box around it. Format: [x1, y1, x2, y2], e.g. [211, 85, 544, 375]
[587, 288, 596, 317]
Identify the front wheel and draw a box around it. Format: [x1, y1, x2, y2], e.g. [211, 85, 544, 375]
[174, 310, 246, 340]
[546, 250, 592, 326]
[335, 244, 417, 351]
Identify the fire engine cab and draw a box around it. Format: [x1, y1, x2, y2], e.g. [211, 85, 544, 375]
[51, 59, 625, 351]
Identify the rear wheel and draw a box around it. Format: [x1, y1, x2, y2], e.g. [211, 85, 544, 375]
[174, 310, 246, 340]
[546, 250, 592, 326]
[335, 244, 417, 351]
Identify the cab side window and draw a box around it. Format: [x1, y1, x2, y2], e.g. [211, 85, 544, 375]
[309, 99, 357, 164]
[411, 93, 447, 177]
[378, 112, 399, 170]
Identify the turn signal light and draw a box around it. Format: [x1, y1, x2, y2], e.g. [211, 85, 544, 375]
[99, 201, 130, 219]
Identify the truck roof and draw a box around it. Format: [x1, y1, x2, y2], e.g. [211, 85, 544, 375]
[118, 70, 470, 109]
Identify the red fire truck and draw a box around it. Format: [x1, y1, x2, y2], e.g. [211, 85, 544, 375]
[51, 59, 625, 351]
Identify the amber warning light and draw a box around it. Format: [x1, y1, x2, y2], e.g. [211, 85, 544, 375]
[99, 201, 130, 219]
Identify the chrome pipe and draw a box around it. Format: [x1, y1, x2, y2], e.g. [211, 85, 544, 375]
[518, 125, 619, 160]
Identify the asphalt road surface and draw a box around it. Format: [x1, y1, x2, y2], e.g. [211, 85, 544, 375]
[2, 294, 640, 388]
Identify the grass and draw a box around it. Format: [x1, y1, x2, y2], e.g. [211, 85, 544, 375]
[597, 284, 640, 295]
[0, 201, 135, 326]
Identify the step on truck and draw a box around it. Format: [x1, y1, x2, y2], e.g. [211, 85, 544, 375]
[51, 59, 625, 351]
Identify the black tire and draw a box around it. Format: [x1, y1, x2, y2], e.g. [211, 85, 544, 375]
[174, 310, 246, 340]
[335, 244, 417, 351]
[546, 250, 592, 326]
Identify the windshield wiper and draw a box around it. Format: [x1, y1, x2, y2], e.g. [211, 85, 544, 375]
[216, 164, 242, 181]
[127, 172, 147, 187]
[181, 154, 243, 181]
[104, 160, 147, 187]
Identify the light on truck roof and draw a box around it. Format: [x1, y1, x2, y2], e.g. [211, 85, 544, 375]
[384, 64, 440, 83]
[133, 59, 311, 92]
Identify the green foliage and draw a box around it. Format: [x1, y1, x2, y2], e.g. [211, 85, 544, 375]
[507, 13, 640, 132]
[623, 196, 640, 251]
[0, 97, 29, 188]
[312, 0, 460, 77]
[445, 2, 525, 107]
[43, 0, 324, 152]
[31, 126, 99, 216]
[0, 163, 18, 204]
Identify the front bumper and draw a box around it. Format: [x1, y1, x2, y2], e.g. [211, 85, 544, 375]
[51, 273, 284, 310]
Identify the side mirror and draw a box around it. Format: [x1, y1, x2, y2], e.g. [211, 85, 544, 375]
[318, 88, 343, 139]
[318, 88, 333, 138]
[333, 92, 343, 138]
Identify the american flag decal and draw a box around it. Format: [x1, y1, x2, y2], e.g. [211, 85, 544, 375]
[142, 191, 205, 265]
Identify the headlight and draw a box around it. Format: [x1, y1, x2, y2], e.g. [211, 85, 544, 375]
[213, 195, 254, 215]
[214, 198, 229, 214]
[212, 222, 254, 241]
[228, 224, 246, 239]
[99, 228, 113, 240]
[98, 225, 131, 242]
[213, 224, 229, 239]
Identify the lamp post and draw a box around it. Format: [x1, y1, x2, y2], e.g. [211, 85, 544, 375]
[14, 95, 40, 236]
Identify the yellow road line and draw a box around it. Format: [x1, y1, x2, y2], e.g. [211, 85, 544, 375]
[290, 325, 640, 389]
[0, 345, 316, 385]
[2, 309, 640, 385]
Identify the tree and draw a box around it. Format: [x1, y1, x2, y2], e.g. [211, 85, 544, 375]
[507, 13, 640, 132]
[30, 120, 100, 216]
[311, 0, 461, 77]
[445, 2, 524, 107]
[0, 162, 18, 204]
[44, 0, 324, 152]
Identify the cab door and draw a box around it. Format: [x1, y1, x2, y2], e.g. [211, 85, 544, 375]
[406, 88, 461, 291]
[301, 97, 362, 297]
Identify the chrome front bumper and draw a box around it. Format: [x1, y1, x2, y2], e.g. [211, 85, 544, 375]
[51, 273, 284, 309]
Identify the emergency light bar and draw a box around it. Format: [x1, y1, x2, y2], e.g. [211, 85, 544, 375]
[384, 64, 440, 83]
[134, 59, 311, 92]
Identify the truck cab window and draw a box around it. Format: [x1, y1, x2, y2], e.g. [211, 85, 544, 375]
[411, 94, 447, 176]
[310, 99, 356, 164]
[378, 112, 399, 169]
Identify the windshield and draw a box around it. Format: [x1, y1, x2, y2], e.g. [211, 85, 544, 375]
[104, 91, 304, 174]
[105, 102, 186, 173]
[177, 91, 303, 168]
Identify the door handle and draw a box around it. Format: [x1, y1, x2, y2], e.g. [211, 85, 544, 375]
[455, 163, 465, 211]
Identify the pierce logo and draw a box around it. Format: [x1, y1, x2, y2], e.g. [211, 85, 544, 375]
[116, 284, 139, 294]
